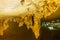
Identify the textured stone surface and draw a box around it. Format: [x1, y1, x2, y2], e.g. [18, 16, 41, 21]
[0, 0, 60, 39]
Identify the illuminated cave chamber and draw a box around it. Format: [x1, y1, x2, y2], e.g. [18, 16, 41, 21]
[0, 0, 60, 39]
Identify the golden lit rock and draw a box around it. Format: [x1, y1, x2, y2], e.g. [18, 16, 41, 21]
[0, 0, 60, 39]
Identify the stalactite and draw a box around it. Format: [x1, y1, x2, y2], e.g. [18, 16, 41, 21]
[0, 0, 60, 39]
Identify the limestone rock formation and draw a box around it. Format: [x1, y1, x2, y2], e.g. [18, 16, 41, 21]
[0, 0, 60, 39]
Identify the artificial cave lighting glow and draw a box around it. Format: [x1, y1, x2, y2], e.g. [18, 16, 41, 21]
[0, 0, 20, 12]
[48, 27, 54, 30]
[3, 8, 13, 12]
